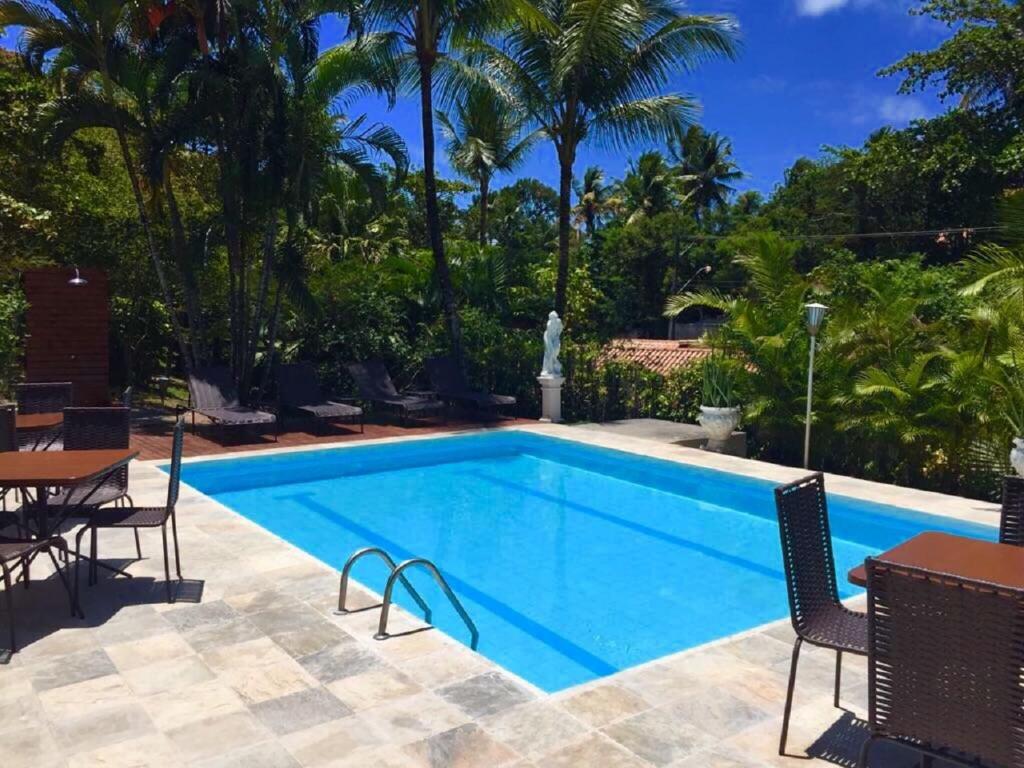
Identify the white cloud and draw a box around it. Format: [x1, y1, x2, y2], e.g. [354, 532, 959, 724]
[879, 95, 930, 124]
[795, 0, 850, 16]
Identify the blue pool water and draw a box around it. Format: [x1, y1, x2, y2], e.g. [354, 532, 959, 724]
[174, 431, 995, 692]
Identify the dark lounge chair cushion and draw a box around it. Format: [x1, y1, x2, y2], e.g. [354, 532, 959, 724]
[199, 406, 276, 425]
[188, 367, 276, 426]
[279, 364, 363, 420]
[297, 402, 362, 419]
[346, 362, 444, 414]
[425, 357, 517, 409]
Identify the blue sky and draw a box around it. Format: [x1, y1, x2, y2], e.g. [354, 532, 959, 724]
[339, 0, 951, 196]
[2, 0, 951, 196]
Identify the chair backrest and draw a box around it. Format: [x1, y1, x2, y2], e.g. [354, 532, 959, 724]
[0, 404, 15, 453]
[865, 558, 1024, 767]
[425, 356, 468, 395]
[166, 417, 185, 510]
[188, 366, 239, 410]
[63, 407, 131, 492]
[774, 473, 841, 639]
[63, 407, 131, 451]
[16, 382, 72, 414]
[346, 361, 399, 399]
[278, 363, 324, 407]
[1000, 475, 1024, 547]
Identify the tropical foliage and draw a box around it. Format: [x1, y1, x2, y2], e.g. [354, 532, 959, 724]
[3, 0, 1024, 501]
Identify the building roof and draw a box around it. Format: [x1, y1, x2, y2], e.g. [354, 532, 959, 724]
[601, 339, 711, 376]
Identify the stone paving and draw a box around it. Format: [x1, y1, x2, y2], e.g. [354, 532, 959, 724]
[0, 426, 979, 767]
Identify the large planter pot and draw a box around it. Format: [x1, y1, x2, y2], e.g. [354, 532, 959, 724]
[699, 405, 741, 446]
[1011, 438, 1024, 478]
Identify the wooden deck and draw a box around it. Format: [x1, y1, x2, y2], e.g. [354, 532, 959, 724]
[129, 416, 528, 461]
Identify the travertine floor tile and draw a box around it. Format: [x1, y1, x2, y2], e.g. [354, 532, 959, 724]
[403, 722, 519, 768]
[557, 683, 649, 728]
[480, 701, 586, 757]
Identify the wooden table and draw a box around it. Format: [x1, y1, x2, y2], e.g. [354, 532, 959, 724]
[848, 531, 1024, 589]
[15, 412, 63, 433]
[15, 412, 64, 451]
[0, 449, 137, 536]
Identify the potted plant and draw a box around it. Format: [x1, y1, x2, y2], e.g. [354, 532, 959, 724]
[699, 353, 740, 449]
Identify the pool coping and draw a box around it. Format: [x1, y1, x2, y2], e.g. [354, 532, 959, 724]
[152, 421, 1001, 530]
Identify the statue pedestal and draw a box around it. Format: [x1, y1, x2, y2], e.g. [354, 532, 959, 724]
[537, 375, 565, 423]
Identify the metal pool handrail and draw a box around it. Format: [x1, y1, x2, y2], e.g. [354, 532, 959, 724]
[336, 547, 432, 622]
[374, 558, 479, 651]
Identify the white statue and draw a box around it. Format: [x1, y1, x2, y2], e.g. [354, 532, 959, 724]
[541, 311, 563, 377]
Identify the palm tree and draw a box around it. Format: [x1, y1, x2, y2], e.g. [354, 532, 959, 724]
[617, 150, 679, 224]
[361, 0, 519, 359]
[671, 125, 742, 220]
[438, 87, 539, 245]
[573, 166, 616, 238]
[0, 0, 195, 372]
[664, 233, 811, 464]
[475, 0, 737, 317]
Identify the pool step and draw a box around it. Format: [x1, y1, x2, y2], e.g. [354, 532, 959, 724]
[335, 547, 480, 650]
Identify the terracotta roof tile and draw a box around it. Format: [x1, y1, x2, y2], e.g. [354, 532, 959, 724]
[600, 339, 711, 376]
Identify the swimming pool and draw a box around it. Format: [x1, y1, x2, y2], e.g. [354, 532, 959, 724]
[175, 431, 995, 692]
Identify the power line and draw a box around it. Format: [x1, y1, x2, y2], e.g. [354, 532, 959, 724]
[677, 226, 1005, 242]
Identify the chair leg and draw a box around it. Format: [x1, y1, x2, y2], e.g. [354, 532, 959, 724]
[1, 561, 14, 659]
[170, 513, 182, 580]
[45, 546, 76, 618]
[858, 734, 878, 768]
[133, 528, 142, 560]
[779, 637, 803, 756]
[89, 526, 98, 586]
[22, 556, 29, 589]
[74, 526, 89, 612]
[161, 523, 173, 603]
[834, 650, 842, 708]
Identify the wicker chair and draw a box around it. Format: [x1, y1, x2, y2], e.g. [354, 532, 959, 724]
[75, 417, 184, 604]
[859, 558, 1024, 768]
[774, 473, 868, 756]
[1000, 475, 1024, 547]
[1, 535, 76, 661]
[15, 382, 72, 414]
[0, 404, 14, 453]
[0, 405, 17, 523]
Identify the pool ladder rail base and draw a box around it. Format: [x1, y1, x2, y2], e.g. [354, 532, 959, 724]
[335, 547, 480, 651]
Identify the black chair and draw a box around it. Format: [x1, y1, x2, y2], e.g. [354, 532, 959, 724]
[76, 417, 185, 603]
[50, 407, 138, 557]
[859, 558, 1024, 768]
[16, 382, 71, 451]
[346, 361, 446, 425]
[278, 363, 363, 432]
[1, 535, 76, 661]
[186, 366, 277, 439]
[0, 405, 19, 526]
[425, 356, 517, 418]
[774, 473, 868, 756]
[15, 382, 72, 414]
[1000, 475, 1024, 546]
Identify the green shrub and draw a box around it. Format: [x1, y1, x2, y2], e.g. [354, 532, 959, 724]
[0, 282, 26, 399]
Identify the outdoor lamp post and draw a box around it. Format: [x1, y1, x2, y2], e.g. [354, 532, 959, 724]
[803, 302, 828, 469]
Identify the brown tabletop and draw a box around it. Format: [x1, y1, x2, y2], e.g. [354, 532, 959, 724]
[848, 531, 1024, 589]
[16, 412, 63, 432]
[0, 449, 138, 488]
